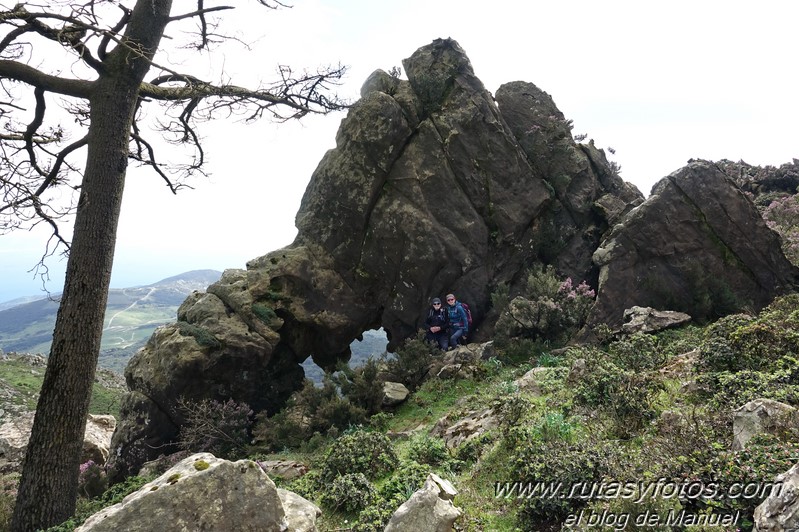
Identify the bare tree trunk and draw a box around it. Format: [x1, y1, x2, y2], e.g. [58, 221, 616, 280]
[11, 3, 172, 529]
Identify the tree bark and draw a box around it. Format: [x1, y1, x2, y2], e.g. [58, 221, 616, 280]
[11, 2, 172, 530]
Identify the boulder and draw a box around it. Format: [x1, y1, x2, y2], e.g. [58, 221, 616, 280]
[754, 461, 799, 531]
[76, 453, 287, 532]
[732, 399, 799, 451]
[385, 473, 462, 531]
[259, 460, 309, 481]
[588, 160, 799, 330]
[567, 358, 588, 384]
[430, 342, 496, 381]
[431, 408, 499, 449]
[621, 306, 692, 334]
[383, 381, 410, 407]
[514, 367, 553, 394]
[0, 412, 115, 474]
[277, 488, 321, 532]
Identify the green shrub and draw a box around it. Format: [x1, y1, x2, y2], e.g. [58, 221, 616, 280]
[705, 433, 799, 528]
[384, 333, 439, 390]
[176, 321, 222, 349]
[512, 439, 616, 526]
[698, 296, 799, 375]
[319, 473, 375, 512]
[454, 432, 496, 464]
[536, 352, 564, 367]
[252, 376, 369, 452]
[698, 367, 799, 411]
[283, 469, 322, 501]
[531, 412, 577, 443]
[405, 433, 450, 466]
[379, 461, 431, 502]
[331, 358, 385, 416]
[45, 474, 154, 531]
[490, 282, 510, 315]
[574, 346, 664, 436]
[369, 412, 393, 432]
[608, 333, 665, 371]
[320, 429, 397, 482]
[642, 409, 729, 480]
[251, 302, 278, 325]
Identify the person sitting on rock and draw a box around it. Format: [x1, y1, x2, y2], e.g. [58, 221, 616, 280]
[445, 293, 469, 350]
[424, 297, 449, 350]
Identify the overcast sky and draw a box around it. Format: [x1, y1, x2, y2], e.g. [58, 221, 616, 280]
[1, 0, 798, 303]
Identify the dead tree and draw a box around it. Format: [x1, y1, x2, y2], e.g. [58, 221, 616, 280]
[0, 2, 346, 530]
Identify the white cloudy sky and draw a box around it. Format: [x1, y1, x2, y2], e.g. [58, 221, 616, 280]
[1, 0, 798, 302]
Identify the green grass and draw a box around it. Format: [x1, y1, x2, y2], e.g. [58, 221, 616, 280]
[0, 357, 125, 419]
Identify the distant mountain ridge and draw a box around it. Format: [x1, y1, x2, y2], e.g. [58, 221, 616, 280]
[0, 269, 223, 372]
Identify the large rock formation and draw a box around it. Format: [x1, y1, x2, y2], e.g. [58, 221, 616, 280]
[108, 38, 797, 477]
[109, 38, 640, 477]
[588, 160, 799, 329]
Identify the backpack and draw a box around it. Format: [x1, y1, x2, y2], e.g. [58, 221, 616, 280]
[460, 302, 473, 327]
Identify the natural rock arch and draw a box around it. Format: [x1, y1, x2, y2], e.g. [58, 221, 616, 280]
[107, 38, 797, 478]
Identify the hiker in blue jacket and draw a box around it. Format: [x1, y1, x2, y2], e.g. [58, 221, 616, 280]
[424, 297, 449, 350]
[445, 293, 469, 349]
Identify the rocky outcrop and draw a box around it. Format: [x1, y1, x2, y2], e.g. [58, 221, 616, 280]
[754, 462, 799, 531]
[732, 399, 798, 451]
[589, 160, 799, 330]
[0, 412, 115, 474]
[620, 306, 692, 334]
[110, 38, 642, 477]
[718, 158, 799, 199]
[77, 453, 288, 532]
[385, 473, 461, 532]
[431, 408, 499, 449]
[259, 460, 309, 481]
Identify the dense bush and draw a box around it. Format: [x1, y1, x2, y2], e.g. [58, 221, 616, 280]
[531, 412, 577, 443]
[319, 473, 375, 513]
[694, 295, 799, 410]
[78, 460, 107, 499]
[329, 358, 385, 416]
[177, 398, 252, 459]
[494, 265, 595, 346]
[384, 333, 439, 390]
[704, 433, 799, 528]
[573, 337, 666, 436]
[641, 409, 730, 481]
[320, 429, 397, 482]
[404, 433, 450, 467]
[252, 367, 379, 452]
[353, 462, 439, 531]
[512, 438, 617, 527]
[698, 296, 799, 375]
[45, 474, 155, 531]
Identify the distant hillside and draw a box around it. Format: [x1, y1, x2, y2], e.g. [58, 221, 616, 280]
[302, 328, 389, 384]
[0, 270, 222, 372]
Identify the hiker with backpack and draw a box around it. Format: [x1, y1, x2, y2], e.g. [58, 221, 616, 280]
[444, 293, 470, 349]
[424, 297, 449, 350]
